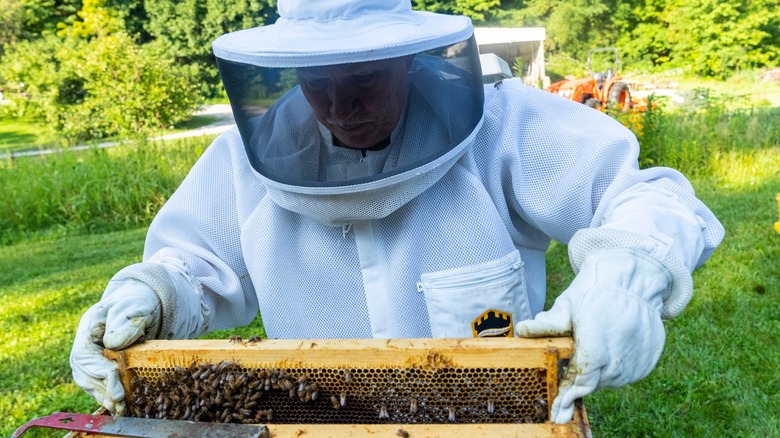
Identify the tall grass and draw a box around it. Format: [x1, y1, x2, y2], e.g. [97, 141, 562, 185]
[615, 97, 780, 179]
[0, 137, 212, 245]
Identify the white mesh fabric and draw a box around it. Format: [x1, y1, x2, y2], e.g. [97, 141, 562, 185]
[138, 78, 723, 340]
[567, 228, 693, 319]
[109, 263, 179, 340]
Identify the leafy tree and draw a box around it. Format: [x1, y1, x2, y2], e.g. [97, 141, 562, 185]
[413, 0, 501, 23]
[143, 0, 278, 97]
[0, 0, 24, 49]
[19, 0, 82, 38]
[0, 0, 201, 142]
[663, 0, 780, 77]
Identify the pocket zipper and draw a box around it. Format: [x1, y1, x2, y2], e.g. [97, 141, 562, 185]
[417, 259, 523, 292]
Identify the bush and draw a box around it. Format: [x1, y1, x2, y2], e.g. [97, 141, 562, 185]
[0, 0, 202, 143]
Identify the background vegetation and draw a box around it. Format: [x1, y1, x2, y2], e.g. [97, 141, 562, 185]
[2, 0, 779, 145]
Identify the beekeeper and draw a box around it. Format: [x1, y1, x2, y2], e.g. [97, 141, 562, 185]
[70, 0, 724, 423]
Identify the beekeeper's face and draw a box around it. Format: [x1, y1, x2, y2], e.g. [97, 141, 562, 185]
[298, 55, 414, 149]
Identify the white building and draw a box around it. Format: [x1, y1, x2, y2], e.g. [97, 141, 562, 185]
[474, 27, 549, 88]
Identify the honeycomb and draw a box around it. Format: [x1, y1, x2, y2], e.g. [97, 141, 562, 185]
[127, 361, 549, 424]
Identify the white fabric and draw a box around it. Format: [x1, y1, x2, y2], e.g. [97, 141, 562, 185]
[568, 182, 706, 318]
[70, 280, 162, 415]
[138, 79, 723, 342]
[418, 250, 530, 338]
[70, 259, 212, 414]
[110, 259, 211, 340]
[212, 0, 472, 67]
[515, 250, 669, 424]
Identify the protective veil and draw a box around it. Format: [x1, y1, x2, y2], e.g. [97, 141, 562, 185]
[212, 2, 484, 226]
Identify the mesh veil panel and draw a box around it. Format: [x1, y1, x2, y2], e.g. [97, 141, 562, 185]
[216, 37, 483, 188]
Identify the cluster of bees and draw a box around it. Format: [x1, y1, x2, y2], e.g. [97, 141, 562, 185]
[129, 360, 319, 424]
[126, 337, 551, 425]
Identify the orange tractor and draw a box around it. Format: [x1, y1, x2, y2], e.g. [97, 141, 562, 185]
[546, 48, 648, 112]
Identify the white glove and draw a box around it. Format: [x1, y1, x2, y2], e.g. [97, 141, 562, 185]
[516, 249, 669, 423]
[70, 280, 161, 415]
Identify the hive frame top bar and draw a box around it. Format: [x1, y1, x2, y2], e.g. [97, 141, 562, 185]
[105, 337, 574, 370]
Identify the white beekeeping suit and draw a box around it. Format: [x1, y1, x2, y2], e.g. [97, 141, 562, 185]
[70, 0, 724, 423]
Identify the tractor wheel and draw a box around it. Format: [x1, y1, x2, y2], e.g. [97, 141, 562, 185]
[584, 98, 602, 109]
[608, 81, 632, 112]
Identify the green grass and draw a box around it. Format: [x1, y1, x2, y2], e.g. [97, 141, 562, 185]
[0, 116, 59, 154]
[167, 115, 222, 132]
[0, 114, 222, 155]
[0, 227, 266, 437]
[624, 68, 780, 109]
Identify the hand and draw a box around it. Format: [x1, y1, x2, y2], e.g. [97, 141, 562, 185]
[70, 280, 162, 415]
[515, 250, 668, 423]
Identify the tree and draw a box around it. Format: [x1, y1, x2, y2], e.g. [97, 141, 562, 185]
[0, 0, 24, 49]
[19, 0, 82, 38]
[143, 0, 278, 97]
[0, 0, 201, 142]
[663, 0, 780, 77]
[413, 0, 502, 23]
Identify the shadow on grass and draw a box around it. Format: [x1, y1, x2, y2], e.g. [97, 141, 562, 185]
[0, 228, 146, 290]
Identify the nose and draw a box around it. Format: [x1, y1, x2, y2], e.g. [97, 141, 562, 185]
[328, 82, 360, 120]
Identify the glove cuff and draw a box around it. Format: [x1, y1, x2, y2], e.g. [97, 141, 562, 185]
[568, 228, 693, 319]
[108, 263, 181, 340]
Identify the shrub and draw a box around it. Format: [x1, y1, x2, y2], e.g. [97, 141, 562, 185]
[0, 0, 202, 143]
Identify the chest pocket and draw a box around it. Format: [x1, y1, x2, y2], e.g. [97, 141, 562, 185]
[417, 250, 532, 338]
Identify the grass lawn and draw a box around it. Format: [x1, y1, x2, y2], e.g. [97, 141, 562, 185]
[0, 116, 59, 155]
[0, 114, 222, 155]
[1, 168, 778, 436]
[623, 68, 780, 109]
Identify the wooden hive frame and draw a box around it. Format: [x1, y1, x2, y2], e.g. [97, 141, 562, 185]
[89, 337, 591, 437]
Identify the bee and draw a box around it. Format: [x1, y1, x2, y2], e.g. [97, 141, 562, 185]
[534, 395, 548, 421]
[396, 429, 410, 438]
[378, 404, 390, 420]
[247, 335, 262, 343]
[344, 369, 352, 382]
[340, 392, 347, 408]
[331, 395, 341, 410]
[409, 398, 418, 414]
[448, 406, 456, 422]
[494, 80, 503, 90]
[487, 398, 495, 414]
[228, 335, 243, 343]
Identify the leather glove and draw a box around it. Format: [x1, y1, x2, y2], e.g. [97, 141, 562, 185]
[515, 249, 669, 423]
[70, 280, 161, 415]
